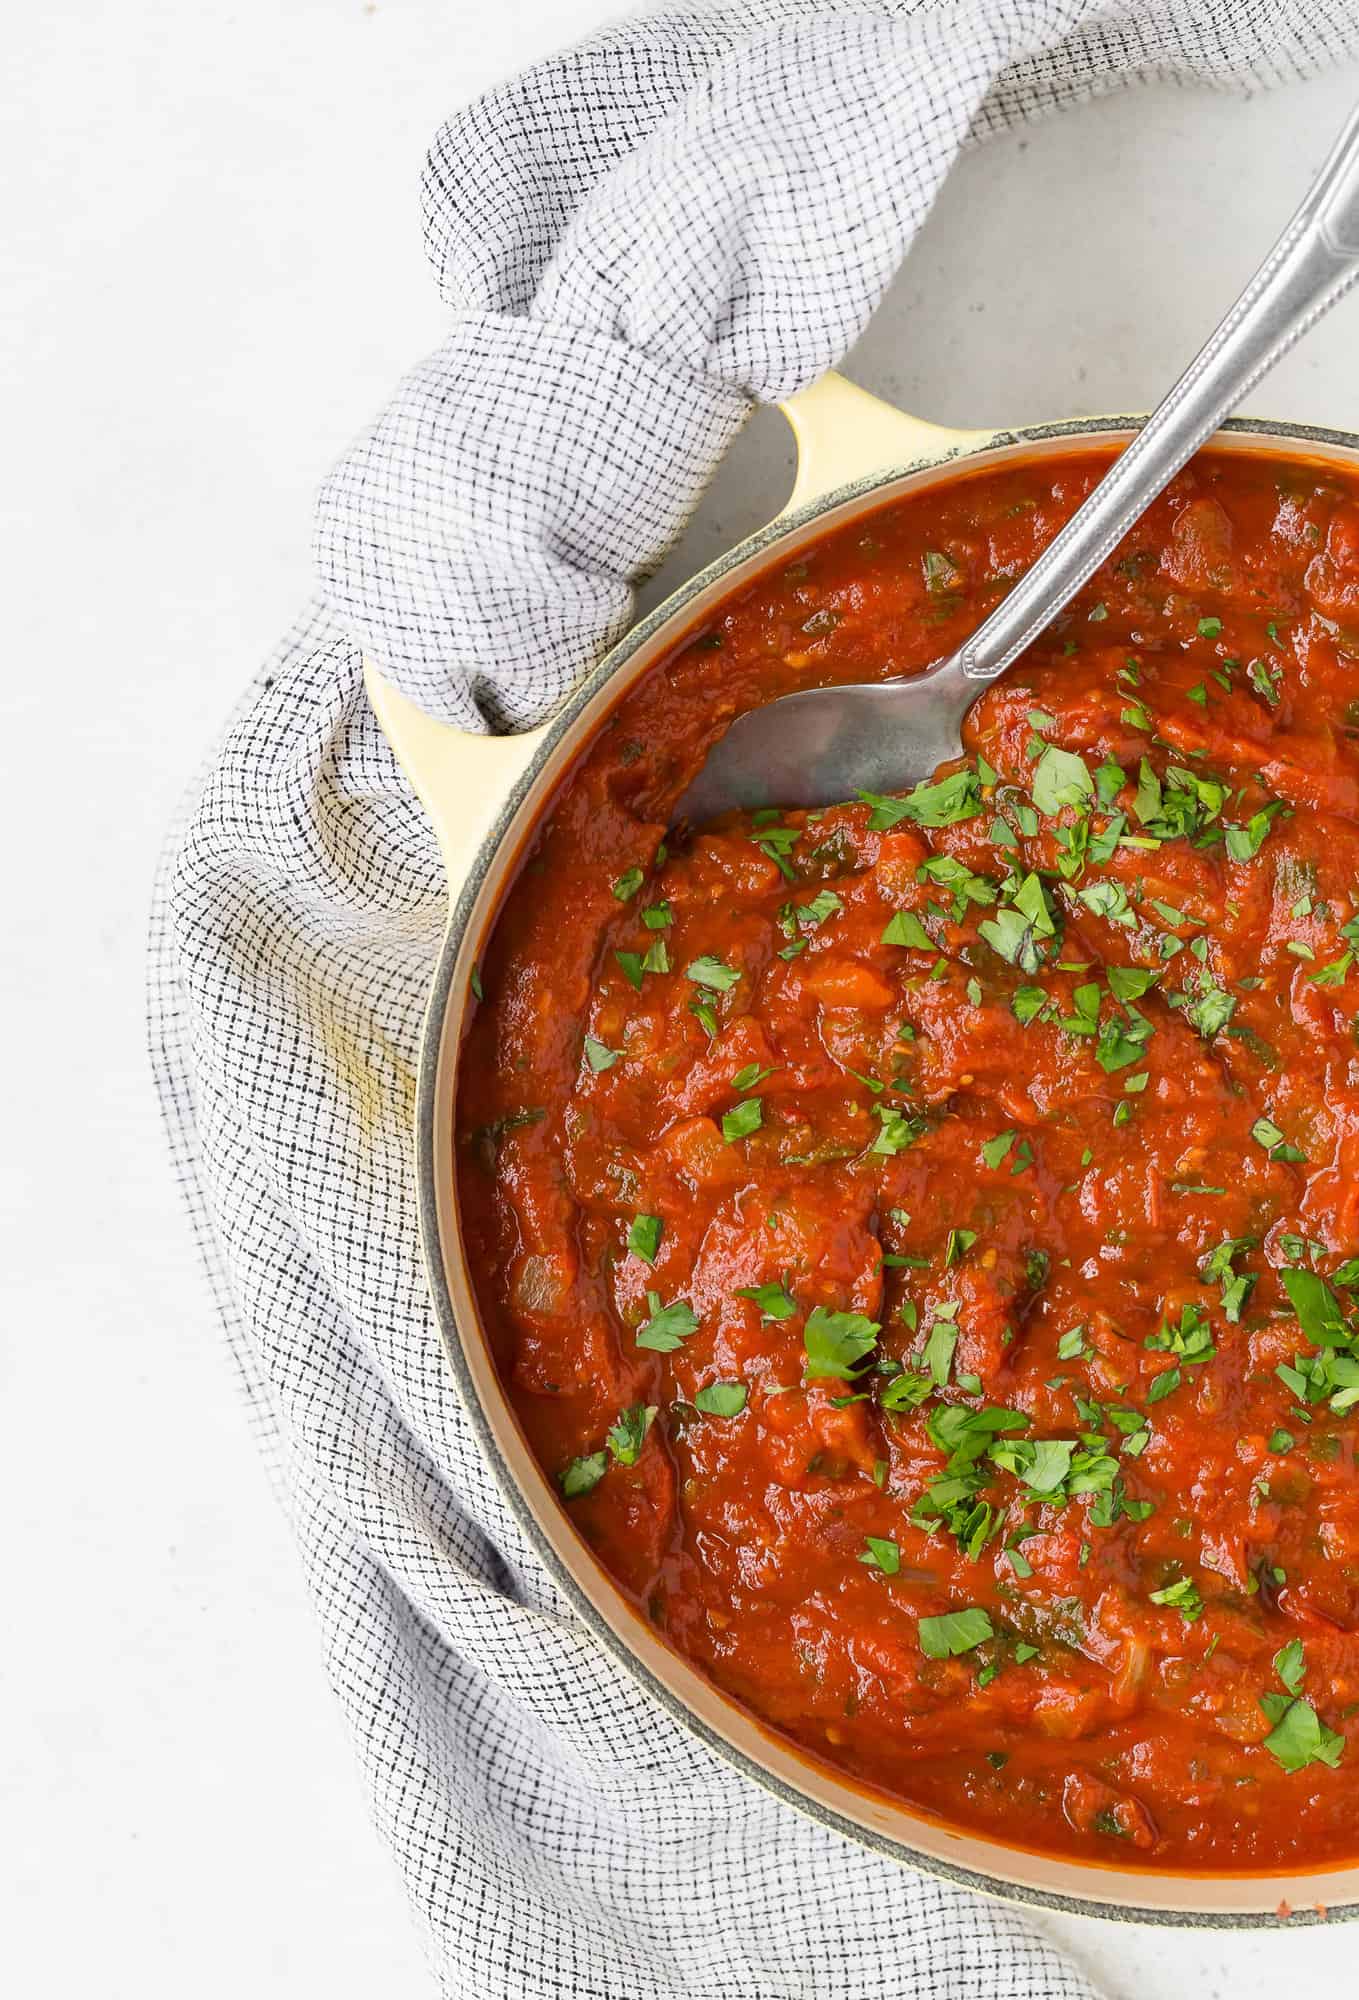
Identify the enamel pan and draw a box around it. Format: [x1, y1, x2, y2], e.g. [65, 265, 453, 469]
[367, 371, 1359, 1925]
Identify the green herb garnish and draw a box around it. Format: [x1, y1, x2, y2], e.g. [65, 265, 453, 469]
[882, 909, 933, 950]
[606, 1403, 657, 1465]
[918, 1608, 995, 1659]
[721, 1098, 763, 1143]
[686, 955, 740, 992]
[1032, 745, 1094, 817]
[560, 1453, 607, 1498]
[1259, 1695, 1344, 1774]
[859, 767, 983, 831]
[637, 1292, 699, 1352]
[858, 1536, 901, 1575]
[1149, 1574, 1204, 1622]
[628, 1213, 663, 1264]
[693, 1381, 747, 1418]
[803, 1306, 881, 1381]
[734, 1279, 797, 1321]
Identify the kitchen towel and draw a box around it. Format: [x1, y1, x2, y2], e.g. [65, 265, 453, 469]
[150, 4, 1359, 1994]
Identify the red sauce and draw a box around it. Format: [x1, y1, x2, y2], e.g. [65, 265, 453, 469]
[459, 445, 1359, 1870]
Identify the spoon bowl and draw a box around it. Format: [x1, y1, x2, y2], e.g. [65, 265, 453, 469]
[672, 653, 974, 822]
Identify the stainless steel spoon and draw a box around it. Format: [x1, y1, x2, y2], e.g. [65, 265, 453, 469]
[674, 102, 1359, 829]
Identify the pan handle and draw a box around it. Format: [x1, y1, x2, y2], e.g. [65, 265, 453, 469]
[363, 661, 546, 882]
[366, 371, 996, 881]
[779, 370, 997, 515]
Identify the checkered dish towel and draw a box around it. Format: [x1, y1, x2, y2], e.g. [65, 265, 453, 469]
[150, 3, 1359, 1993]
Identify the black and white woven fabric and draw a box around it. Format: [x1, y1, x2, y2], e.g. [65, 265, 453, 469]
[151, 4, 1359, 1993]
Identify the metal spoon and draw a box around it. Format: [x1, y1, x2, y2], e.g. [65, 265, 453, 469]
[673, 102, 1359, 829]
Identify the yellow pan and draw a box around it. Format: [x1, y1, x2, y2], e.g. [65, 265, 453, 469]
[367, 370, 1359, 1926]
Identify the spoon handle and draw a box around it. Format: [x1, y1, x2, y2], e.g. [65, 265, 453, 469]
[958, 101, 1359, 684]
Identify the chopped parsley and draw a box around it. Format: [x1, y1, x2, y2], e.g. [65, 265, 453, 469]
[731, 1062, 774, 1091]
[1260, 1694, 1344, 1774]
[870, 1105, 924, 1155]
[1248, 658, 1282, 707]
[803, 1306, 881, 1381]
[1274, 1270, 1359, 1414]
[797, 889, 842, 926]
[689, 996, 719, 1037]
[1012, 985, 1047, 1024]
[606, 1403, 657, 1465]
[721, 1097, 763, 1143]
[859, 767, 984, 831]
[1280, 1266, 1348, 1345]
[1252, 1114, 1306, 1163]
[943, 1228, 976, 1269]
[1077, 879, 1135, 928]
[1149, 1574, 1204, 1622]
[628, 1214, 663, 1264]
[751, 822, 801, 880]
[923, 1316, 959, 1386]
[1032, 745, 1094, 817]
[1106, 966, 1158, 1001]
[1225, 801, 1286, 861]
[686, 955, 741, 992]
[559, 1452, 608, 1498]
[1199, 1236, 1256, 1322]
[922, 549, 962, 595]
[858, 1536, 901, 1575]
[735, 1279, 797, 1321]
[636, 1292, 699, 1352]
[693, 1381, 747, 1418]
[917, 854, 998, 913]
[1094, 1008, 1152, 1073]
[918, 1608, 995, 1659]
[979, 872, 1056, 973]
[1275, 1638, 1306, 1696]
[1146, 1302, 1216, 1370]
[881, 909, 933, 950]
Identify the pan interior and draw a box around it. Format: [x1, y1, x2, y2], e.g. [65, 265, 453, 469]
[423, 420, 1359, 1923]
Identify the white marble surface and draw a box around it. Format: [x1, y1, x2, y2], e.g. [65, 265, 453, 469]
[6, 3, 1359, 1993]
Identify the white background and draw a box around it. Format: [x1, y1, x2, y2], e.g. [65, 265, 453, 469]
[6, 3, 1359, 1995]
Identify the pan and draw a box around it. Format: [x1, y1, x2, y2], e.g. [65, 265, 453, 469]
[367, 369, 1359, 1924]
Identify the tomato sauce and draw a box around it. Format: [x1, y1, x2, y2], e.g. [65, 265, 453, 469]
[458, 444, 1359, 1870]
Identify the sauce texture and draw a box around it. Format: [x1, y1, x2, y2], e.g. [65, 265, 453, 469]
[459, 446, 1359, 1869]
